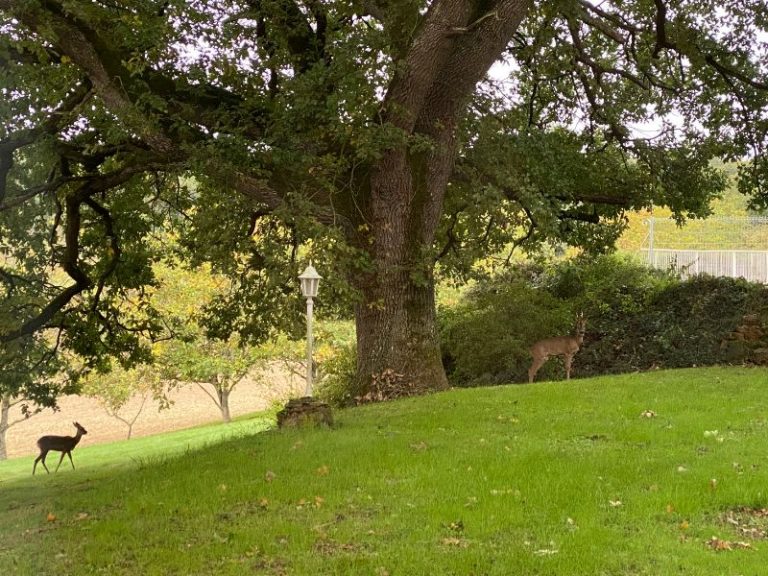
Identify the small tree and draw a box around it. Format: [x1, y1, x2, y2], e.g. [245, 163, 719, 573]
[160, 336, 259, 423]
[81, 363, 171, 440]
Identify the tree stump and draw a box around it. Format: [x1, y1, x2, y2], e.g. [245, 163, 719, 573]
[277, 397, 334, 428]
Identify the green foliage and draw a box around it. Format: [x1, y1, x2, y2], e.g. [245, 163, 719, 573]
[546, 253, 675, 314]
[80, 361, 171, 438]
[3, 0, 768, 401]
[5, 368, 768, 574]
[315, 342, 357, 407]
[161, 337, 256, 386]
[441, 255, 768, 384]
[81, 363, 167, 412]
[582, 275, 768, 375]
[439, 267, 574, 386]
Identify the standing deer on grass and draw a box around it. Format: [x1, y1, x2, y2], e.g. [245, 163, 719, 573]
[528, 314, 587, 383]
[32, 422, 88, 475]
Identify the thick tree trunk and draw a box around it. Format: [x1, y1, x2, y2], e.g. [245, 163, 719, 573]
[347, 1, 534, 401]
[354, 263, 448, 400]
[352, 140, 453, 399]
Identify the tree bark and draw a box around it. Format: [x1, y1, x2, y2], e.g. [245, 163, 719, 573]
[353, 254, 448, 399]
[218, 387, 232, 423]
[0, 393, 9, 460]
[351, 0, 535, 399]
[351, 145, 453, 399]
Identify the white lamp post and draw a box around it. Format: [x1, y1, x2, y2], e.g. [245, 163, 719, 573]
[298, 262, 321, 396]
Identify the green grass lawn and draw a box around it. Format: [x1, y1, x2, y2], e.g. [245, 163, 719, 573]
[2, 367, 768, 575]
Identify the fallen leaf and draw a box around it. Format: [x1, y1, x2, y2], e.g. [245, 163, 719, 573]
[441, 537, 469, 548]
[609, 500, 623, 507]
[706, 536, 754, 551]
[46, 513, 56, 523]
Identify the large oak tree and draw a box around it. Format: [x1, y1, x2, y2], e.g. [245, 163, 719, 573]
[1, 0, 767, 400]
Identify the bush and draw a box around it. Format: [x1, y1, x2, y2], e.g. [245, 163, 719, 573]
[439, 254, 768, 385]
[439, 269, 575, 386]
[316, 343, 357, 407]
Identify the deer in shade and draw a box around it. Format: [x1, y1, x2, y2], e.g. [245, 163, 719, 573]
[32, 422, 88, 475]
[528, 314, 587, 383]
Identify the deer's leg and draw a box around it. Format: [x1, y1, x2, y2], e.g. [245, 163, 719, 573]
[35, 452, 50, 474]
[564, 354, 573, 380]
[528, 354, 548, 383]
[55, 451, 67, 472]
[66, 451, 75, 470]
[32, 452, 45, 475]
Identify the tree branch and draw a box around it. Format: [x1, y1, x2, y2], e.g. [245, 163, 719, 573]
[83, 197, 121, 313]
[0, 159, 176, 343]
[0, 80, 92, 205]
[651, 0, 768, 90]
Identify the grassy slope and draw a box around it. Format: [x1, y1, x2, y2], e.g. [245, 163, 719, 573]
[2, 367, 768, 575]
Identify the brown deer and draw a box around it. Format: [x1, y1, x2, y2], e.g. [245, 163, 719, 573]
[528, 315, 586, 383]
[32, 422, 88, 475]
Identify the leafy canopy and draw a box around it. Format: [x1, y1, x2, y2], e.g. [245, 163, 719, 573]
[1, 0, 767, 399]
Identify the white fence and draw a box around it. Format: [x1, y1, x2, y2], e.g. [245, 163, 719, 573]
[642, 249, 768, 283]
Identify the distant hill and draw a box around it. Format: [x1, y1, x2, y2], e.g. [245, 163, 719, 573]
[617, 163, 768, 253]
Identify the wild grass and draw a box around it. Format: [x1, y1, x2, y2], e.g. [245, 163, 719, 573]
[2, 367, 768, 575]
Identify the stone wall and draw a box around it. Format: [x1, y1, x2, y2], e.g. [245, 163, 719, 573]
[720, 314, 768, 365]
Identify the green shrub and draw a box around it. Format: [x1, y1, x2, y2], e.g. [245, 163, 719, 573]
[554, 254, 676, 376]
[316, 343, 357, 406]
[577, 273, 767, 375]
[439, 270, 575, 386]
[439, 254, 768, 385]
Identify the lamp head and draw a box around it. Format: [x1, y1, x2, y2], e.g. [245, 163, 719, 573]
[299, 263, 321, 298]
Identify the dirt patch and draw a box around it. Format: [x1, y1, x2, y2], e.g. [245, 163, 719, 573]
[6, 364, 305, 459]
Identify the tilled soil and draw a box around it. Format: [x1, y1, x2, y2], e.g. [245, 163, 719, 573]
[6, 365, 304, 459]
